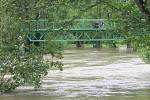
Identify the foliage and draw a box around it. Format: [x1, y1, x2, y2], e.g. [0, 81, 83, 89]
[68, 0, 150, 62]
[0, 0, 63, 93]
[1, 0, 150, 93]
[120, 0, 150, 62]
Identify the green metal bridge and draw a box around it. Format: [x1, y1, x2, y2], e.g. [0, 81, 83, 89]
[22, 19, 124, 44]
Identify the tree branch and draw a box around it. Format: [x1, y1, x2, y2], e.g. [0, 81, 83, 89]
[134, 0, 150, 20]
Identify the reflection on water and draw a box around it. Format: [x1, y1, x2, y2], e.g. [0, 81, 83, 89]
[1, 48, 150, 100]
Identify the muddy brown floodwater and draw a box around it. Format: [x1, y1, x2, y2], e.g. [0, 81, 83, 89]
[1, 48, 150, 100]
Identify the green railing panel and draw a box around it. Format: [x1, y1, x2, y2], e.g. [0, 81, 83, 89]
[21, 19, 125, 42]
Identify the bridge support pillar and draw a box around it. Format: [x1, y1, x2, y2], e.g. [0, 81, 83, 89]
[112, 42, 117, 48]
[93, 41, 101, 48]
[109, 41, 117, 48]
[127, 42, 132, 48]
[76, 41, 84, 48]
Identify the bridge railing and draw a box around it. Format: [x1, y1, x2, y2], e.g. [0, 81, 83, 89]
[70, 19, 118, 30]
[48, 19, 122, 31]
[21, 19, 122, 32]
[21, 19, 124, 42]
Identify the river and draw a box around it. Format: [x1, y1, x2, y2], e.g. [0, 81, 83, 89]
[1, 48, 150, 100]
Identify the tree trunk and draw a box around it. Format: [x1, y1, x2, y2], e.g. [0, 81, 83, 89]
[134, 0, 150, 21]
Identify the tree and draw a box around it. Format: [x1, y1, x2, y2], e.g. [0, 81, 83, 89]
[134, 0, 150, 20]
[1, 0, 150, 93]
[69, 0, 150, 62]
[0, 0, 63, 93]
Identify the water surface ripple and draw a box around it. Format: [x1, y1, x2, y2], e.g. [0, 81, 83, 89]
[1, 48, 150, 100]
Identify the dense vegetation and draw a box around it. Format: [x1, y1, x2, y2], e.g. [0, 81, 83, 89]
[0, 0, 150, 93]
[0, 0, 63, 93]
